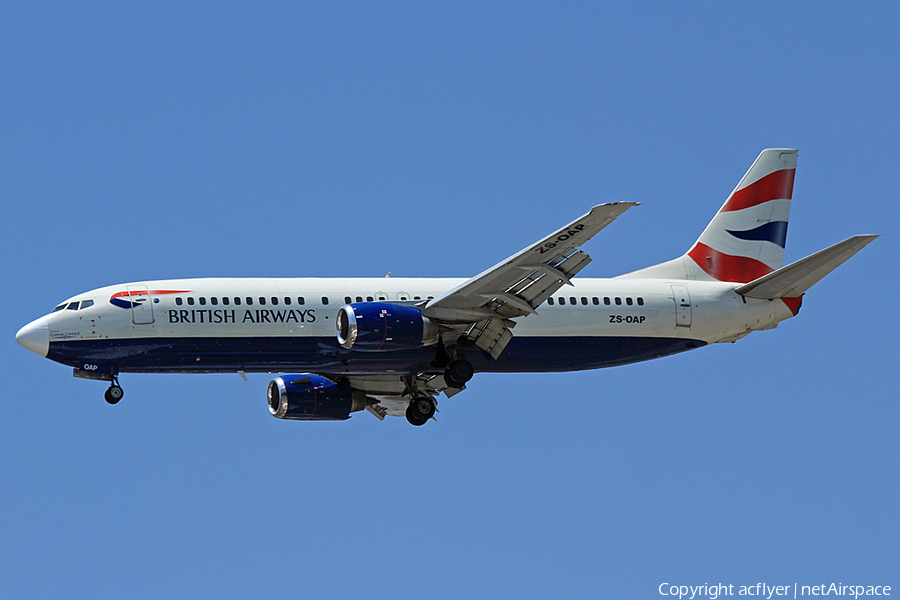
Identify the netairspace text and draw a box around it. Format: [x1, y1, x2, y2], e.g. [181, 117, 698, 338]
[659, 583, 891, 600]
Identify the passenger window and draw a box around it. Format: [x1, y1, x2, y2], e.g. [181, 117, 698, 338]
[322, 297, 330, 305]
[297, 297, 305, 305]
[246, 297, 253, 306]
[413, 296, 420, 300]
[188, 297, 195, 306]
[581, 297, 588, 305]
[222, 297, 230, 305]
[271, 297, 278, 306]
[234, 297, 241, 306]
[377, 296, 386, 301]
[569, 297, 576, 305]
[548, 297, 555, 305]
[211, 297, 218, 305]
[356, 296, 363, 303]
[558, 297, 565, 305]
[176, 297, 183, 306]
[199, 297, 207, 305]
[604, 297, 611, 305]
[592, 297, 599, 305]
[427, 296, 433, 300]
[615, 297, 622, 305]
[80, 299, 94, 309]
[366, 296, 374, 302]
[344, 296, 352, 304]
[259, 297, 266, 305]
[284, 297, 291, 305]
[626, 297, 633, 306]
[637, 297, 644, 306]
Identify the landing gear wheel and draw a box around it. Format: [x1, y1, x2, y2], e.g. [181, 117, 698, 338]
[406, 408, 427, 426]
[444, 359, 474, 387]
[406, 396, 435, 426]
[105, 385, 124, 405]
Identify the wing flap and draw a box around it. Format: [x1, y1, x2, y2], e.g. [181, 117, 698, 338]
[509, 248, 593, 310]
[735, 235, 878, 299]
[464, 319, 515, 359]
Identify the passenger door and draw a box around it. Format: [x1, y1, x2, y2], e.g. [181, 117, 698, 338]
[671, 284, 692, 328]
[127, 284, 155, 324]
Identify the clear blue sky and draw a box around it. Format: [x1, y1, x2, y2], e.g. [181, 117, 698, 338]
[3, 2, 897, 598]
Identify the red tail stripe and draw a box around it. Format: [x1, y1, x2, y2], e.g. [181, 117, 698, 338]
[781, 296, 803, 316]
[688, 242, 774, 283]
[721, 168, 795, 213]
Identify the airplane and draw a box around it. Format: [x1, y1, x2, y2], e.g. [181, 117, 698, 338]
[16, 149, 877, 426]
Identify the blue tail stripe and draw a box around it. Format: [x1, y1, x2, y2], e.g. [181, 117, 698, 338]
[726, 221, 788, 248]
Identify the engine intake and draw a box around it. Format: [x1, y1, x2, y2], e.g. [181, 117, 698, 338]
[267, 374, 366, 420]
[336, 302, 439, 351]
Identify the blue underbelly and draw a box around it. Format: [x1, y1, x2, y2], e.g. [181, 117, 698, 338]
[46, 335, 705, 374]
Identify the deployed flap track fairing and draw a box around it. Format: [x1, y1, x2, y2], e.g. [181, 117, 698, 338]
[16, 149, 877, 425]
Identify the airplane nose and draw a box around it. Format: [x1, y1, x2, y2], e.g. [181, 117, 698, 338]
[16, 315, 50, 357]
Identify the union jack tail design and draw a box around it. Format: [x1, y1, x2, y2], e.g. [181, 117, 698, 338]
[687, 149, 797, 283]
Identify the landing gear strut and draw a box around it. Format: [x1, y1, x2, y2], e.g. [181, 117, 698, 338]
[444, 359, 474, 388]
[406, 396, 435, 426]
[105, 379, 124, 405]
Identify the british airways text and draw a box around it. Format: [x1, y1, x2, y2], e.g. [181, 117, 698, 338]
[168, 309, 316, 324]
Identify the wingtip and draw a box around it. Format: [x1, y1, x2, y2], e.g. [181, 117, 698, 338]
[851, 234, 880, 244]
[591, 201, 641, 210]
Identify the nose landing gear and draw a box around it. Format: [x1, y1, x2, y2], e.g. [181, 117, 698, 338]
[104, 379, 124, 404]
[72, 366, 124, 404]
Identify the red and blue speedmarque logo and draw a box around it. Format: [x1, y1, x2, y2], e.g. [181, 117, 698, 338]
[109, 290, 191, 309]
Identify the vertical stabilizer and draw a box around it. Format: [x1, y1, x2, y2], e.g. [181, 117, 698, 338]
[688, 148, 796, 282]
[620, 149, 797, 282]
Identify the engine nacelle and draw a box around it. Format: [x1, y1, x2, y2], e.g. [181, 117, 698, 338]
[267, 374, 365, 420]
[336, 302, 439, 351]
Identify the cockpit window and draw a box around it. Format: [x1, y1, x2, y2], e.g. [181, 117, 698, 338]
[52, 304, 67, 312]
[80, 299, 94, 309]
[66, 302, 79, 311]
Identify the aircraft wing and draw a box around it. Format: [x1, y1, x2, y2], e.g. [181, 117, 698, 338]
[423, 202, 638, 358]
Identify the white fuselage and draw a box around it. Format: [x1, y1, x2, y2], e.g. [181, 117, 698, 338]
[32, 276, 794, 376]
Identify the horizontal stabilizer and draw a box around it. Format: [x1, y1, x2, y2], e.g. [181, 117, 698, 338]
[735, 235, 878, 299]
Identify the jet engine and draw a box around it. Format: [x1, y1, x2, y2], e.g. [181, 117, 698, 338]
[336, 302, 439, 351]
[267, 374, 366, 420]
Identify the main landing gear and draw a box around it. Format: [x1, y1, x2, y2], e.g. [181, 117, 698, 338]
[404, 358, 473, 425]
[406, 396, 436, 426]
[444, 359, 474, 388]
[104, 379, 124, 405]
